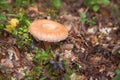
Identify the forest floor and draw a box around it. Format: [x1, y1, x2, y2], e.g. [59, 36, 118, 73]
[0, 0, 120, 80]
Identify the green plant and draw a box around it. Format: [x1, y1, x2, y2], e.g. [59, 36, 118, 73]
[117, 50, 120, 54]
[11, 9, 32, 49]
[47, 9, 58, 20]
[0, 24, 4, 35]
[80, 13, 96, 25]
[44, 0, 62, 20]
[112, 69, 120, 80]
[0, 24, 4, 30]
[24, 49, 54, 80]
[0, 0, 11, 13]
[86, 16, 96, 26]
[0, 14, 6, 29]
[83, 0, 110, 11]
[12, 25, 32, 49]
[0, 14, 6, 21]
[0, 14, 7, 35]
[80, 13, 87, 24]
[24, 48, 75, 80]
[43, 54, 66, 78]
[0, 0, 7, 5]
[15, 0, 34, 8]
[50, 0, 62, 10]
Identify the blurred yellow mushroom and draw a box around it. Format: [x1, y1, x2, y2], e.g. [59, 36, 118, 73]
[6, 18, 19, 32]
[9, 18, 19, 27]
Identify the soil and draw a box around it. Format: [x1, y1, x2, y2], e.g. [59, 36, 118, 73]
[0, 0, 120, 80]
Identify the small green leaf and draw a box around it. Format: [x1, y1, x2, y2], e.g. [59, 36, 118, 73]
[92, 5, 99, 12]
[112, 76, 120, 80]
[0, 14, 6, 21]
[24, 76, 32, 80]
[39, 77, 47, 80]
[115, 69, 120, 75]
[35, 54, 41, 59]
[102, 0, 110, 4]
[117, 50, 120, 54]
[0, 24, 4, 29]
[0, 0, 7, 5]
[50, 0, 62, 9]
[80, 13, 87, 24]
[83, 0, 110, 12]
[80, 13, 86, 18]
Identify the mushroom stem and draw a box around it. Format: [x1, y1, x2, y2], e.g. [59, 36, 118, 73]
[43, 41, 52, 50]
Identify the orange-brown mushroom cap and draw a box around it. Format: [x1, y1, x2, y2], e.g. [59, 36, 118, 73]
[29, 19, 68, 42]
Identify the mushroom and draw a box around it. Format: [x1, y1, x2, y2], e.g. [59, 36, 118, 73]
[28, 19, 68, 49]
